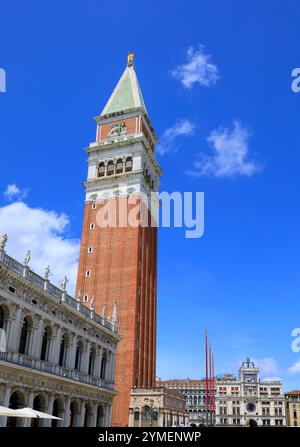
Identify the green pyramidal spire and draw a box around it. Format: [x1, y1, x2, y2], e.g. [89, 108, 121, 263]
[101, 53, 147, 117]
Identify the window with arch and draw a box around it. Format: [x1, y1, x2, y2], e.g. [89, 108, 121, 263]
[125, 157, 133, 172]
[18, 315, 32, 355]
[107, 160, 114, 176]
[116, 158, 123, 174]
[75, 340, 84, 371]
[40, 325, 52, 361]
[98, 162, 105, 177]
[59, 333, 69, 367]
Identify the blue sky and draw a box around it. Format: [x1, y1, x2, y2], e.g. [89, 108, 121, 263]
[1, 0, 300, 390]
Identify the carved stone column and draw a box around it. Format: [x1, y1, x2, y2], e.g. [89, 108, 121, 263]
[63, 397, 71, 427]
[23, 391, 35, 427]
[0, 385, 11, 427]
[94, 346, 102, 378]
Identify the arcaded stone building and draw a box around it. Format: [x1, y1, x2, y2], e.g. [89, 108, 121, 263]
[158, 379, 209, 426]
[75, 53, 162, 426]
[0, 241, 119, 427]
[128, 386, 187, 427]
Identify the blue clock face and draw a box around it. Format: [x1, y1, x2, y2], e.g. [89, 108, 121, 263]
[246, 403, 256, 413]
[244, 374, 257, 382]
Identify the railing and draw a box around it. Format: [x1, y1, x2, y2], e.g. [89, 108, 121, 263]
[0, 351, 115, 391]
[0, 252, 117, 334]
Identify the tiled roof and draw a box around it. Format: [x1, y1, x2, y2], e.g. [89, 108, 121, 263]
[101, 61, 147, 117]
[285, 390, 300, 395]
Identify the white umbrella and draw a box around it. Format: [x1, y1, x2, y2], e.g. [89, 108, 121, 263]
[0, 406, 20, 417]
[13, 407, 62, 420]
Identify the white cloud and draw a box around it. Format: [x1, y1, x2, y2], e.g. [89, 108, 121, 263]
[287, 360, 300, 375]
[171, 45, 219, 89]
[0, 200, 80, 294]
[254, 357, 281, 379]
[157, 119, 195, 155]
[4, 184, 28, 201]
[186, 121, 261, 177]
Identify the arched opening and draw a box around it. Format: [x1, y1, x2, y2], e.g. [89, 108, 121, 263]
[100, 352, 107, 380]
[107, 160, 114, 176]
[84, 404, 93, 427]
[18, 316, 32, 355]
[40, 325, 52, 361]
[96, 405, 105, 427]
[69, 400, 80, 427]
[74, 340, 84, 371]
[59, 333, 69, 367]
[88, 347, 96, 376]
[98, 162, 105, 177]
[52, 398, 64, 427]
[141, 405, 155, 427]
[248, 419, 258, 427]
[7, 390, 26, 427]
[31, 394, 47, 427]
[125, 157, 133, 172]
[116, 158, 123, 174]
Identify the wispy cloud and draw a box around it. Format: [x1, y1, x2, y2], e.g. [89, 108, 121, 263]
[254, 357, 281, 379]
[287, 359, 300, 375]
[186, 121, 261, 178]
[171, 45, 219, 89]
[157, 119, 195, 155]
[0, 191, 79, 294]
[4, 184, 28, 201]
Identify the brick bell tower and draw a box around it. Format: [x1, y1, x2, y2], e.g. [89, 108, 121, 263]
[76, 53, 162, 426]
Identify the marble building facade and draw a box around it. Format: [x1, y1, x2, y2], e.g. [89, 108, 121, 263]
[0, 239, 119, 427]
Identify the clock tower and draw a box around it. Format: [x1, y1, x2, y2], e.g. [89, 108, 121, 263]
[76, 54, 162, 426]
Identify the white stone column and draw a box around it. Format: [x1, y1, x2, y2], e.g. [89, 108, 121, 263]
[94, 347, 102, 378]
[159, 411, 164, 427]
[32, 317, 44, 358]
[0, 385, 11, 427]
[82, 342, 91, 374]
[79, 401, 86, 427]
[9, 307, 23, 352]
[43, 395, 54, 427]
[91, 403, 98, 427]
[23, 391, 35, 427]
[106, 403, 112, 427]
[63, 397, 71, 427]
[66, 334, 77, 369]
[4, 317, 13, 351]
[52, 326, 62, 364]
[47, 335, 56, 363]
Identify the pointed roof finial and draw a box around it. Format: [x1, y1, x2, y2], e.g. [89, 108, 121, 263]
[127, 52, 134, 66]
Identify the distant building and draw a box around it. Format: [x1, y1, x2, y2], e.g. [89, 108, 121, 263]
[285, 390, 300, 426]
[128, 386, 187, 427]
[157, 379, 209, 426]
[215, 359, 286, 426]
[159, 359, 287, 427]
[0, 243, 119, 427]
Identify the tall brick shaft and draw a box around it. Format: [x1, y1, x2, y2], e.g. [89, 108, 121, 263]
[76, 53, 162, 426]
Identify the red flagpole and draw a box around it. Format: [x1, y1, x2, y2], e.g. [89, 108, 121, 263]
[205, 329, 209, 421]
[212, 351, 215, 412]
[209, 342, 212, 412]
